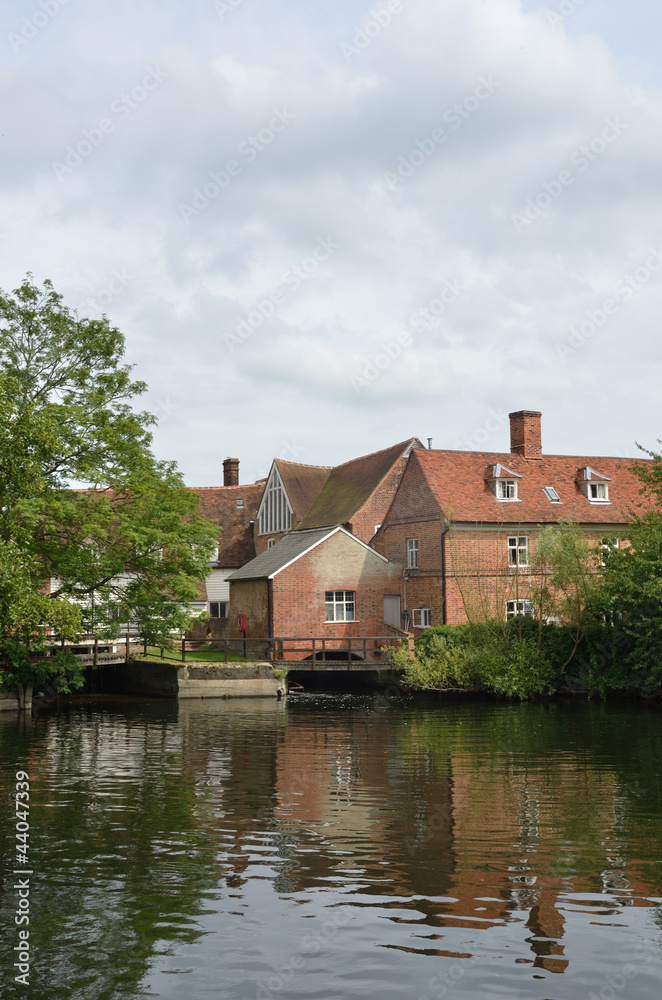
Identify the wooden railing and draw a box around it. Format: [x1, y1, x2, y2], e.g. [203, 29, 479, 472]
[39, 633, 412, 667]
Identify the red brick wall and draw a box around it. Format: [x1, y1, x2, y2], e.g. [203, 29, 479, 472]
[376, 513, 614, 626]
[351, 451, 416, 543]
[271, 531, 394, 642]
[228, 579, 270, 637]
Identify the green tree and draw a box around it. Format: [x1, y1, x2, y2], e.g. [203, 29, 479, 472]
[0, 275, 217, 693]
[598, 445, 662, 690]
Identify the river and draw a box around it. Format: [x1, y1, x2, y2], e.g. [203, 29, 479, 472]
[1, 694, 661, 999]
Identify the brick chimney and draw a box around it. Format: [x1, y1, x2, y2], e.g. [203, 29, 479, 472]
[223, 457, 239, 486]
[509, 411, 542, 459]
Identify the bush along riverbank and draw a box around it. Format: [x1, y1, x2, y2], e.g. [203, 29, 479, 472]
[389, 618, 662, 700]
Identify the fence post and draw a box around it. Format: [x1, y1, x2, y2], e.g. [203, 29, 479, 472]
[181, 637, 186, 663]
[93, 637, 98, 668]
[363, 638, 367, 661]
[224, 638, 228, 664]
[143, 638, 147, 657]
[125, 632, 130, 664]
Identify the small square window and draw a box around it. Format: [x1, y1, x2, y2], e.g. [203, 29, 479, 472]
[497, 479, 517, 500]
[543, 487, 561, 503]
[412, 608, 431, 628]
[508, 535, 529, 568]
[407, 538, 419, 569]
[267, 538, 275, 549]
[600, 537, 620, 565]
[325, 590, 356, 622]
[236, 498, 244, 508]
[210, 601, 228, 618]
[589, 483, 608, 502]
[506, 599, 534, 620]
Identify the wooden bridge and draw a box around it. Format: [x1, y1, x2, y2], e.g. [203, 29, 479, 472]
[40, 633, 412, 670]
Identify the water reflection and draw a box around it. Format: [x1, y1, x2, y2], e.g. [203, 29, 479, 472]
[0, 696, 661, 999]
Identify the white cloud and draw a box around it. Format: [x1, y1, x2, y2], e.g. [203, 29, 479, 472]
[1, 0, 662, 482]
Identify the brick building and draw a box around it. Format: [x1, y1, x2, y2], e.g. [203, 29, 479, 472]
[226, 526, 399, 659]
[191, 440, 421, 635]
[373, 411, 648, 628]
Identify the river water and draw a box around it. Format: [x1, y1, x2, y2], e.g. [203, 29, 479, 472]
[1, 694, 661, 1000]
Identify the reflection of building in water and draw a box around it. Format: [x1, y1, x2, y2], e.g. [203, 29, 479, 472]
[168, 702, 661, 970]
[272, 712, 455, 899]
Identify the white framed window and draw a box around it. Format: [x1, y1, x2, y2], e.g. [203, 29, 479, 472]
[497, 479, 518, 500]
[506, 599, 534, 620]
[600, 537, 620, 565]
[267, 538, 275, 549]
[508, 535, 529, 567]
[210, 601, 228, 618]
[543, 486, 561, 503]
[407, 538, 419, 569]
[412, 608, 432, 628]
[325, 590, 356, 622]
[258, 465, 293, 534]
[208, 546, 219, 563]
[589, 482, 609, 502]
[236, 498, 244, 508]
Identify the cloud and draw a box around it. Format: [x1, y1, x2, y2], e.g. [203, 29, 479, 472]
[1, 0, 662, 481]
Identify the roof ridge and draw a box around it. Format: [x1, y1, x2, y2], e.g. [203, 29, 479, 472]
[275, 459, 333, 469]
[331, 437, 419, 470]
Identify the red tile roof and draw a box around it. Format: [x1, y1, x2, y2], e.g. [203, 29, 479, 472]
[190, 482, 264, 566]
[296, 439, 422, 531]
[274, 460, 331, 523]
[409, 449, 651, 525]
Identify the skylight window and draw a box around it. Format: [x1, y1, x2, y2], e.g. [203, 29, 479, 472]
[543, 487, 561, 503]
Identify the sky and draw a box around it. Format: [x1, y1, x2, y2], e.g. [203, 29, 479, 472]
[1, 0, 661, 486]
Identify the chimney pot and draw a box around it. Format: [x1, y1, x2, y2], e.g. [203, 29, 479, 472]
[223, 457, 240, 486]
[509, 411, 542, 459]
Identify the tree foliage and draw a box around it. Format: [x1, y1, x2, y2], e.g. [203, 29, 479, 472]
[0, 275, 217, 690]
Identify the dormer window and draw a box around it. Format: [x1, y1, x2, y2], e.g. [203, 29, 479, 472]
[497, 479, 517, 500]
[577, 467, 611, 504]
[486, 464, 522, 501]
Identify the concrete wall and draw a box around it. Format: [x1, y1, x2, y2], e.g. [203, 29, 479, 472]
[116, 660, 284, 699]
[0, 687, 33, 713]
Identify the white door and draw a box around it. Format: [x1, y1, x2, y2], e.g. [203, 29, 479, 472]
[383, 595, 401, 628]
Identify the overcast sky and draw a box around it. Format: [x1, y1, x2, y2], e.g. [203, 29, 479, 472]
[1, 0, 661, 485]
